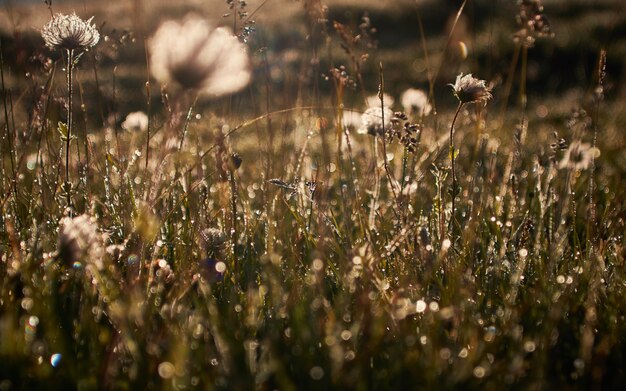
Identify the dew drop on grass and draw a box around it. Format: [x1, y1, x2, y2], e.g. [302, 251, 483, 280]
[473, 366, 486, 378]
[158, 361, 175, 379]
[50, 353, 62, 368]
[310, 366, 324, 380]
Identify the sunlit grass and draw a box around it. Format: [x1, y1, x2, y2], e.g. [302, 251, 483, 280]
[1, 0, 625, 390]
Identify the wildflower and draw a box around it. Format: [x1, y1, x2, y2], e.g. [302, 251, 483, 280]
[559, 141, 599, 171]
[449, 73, 492, 104]
[153, 259, 175, 285]
[149, 14, 251, 97]
[41, 12, 100, 52]
[401, 88, 432, 117]
[200, 258, 225, 283]
[358, 107, 393, 136]
[514, 0, 554, 47]
[57, 214, 101, 267]
[366, 93, 394, 109]
[121, 111, 149, 132]
[341, 109, 362, 130]
[201, 228, 227, 257]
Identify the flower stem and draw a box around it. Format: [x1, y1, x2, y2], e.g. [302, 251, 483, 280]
[449, 102, 463, 236]
[178, 94, 198, 152]
[65, 49, 74, 212]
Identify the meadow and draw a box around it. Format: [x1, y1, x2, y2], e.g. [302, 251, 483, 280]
[1, 0, 625, 389]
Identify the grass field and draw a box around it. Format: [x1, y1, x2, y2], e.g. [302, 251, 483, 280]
[1, 0, 625, 389]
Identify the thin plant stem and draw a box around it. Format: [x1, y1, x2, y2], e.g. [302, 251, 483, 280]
[65, 48, 75, 212]
[499, 43, 521, 125]
[449, 102, 463, 236]
[587, 49, 606, 257]
[178, 94, 198, 152]
[378, 62, 400, 220]
[229, 170, 238, 281]
[144, 38, 152, 170]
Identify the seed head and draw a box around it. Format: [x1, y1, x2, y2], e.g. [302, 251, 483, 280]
[201, 228, 227, 257]
[366, 93, 394, 109]
[41, 12, 100, 51]
[121, 111, 149, 132]
[449, 73, 492, 104]
[149, 14, 251, 97]
[559, 140, 599, 171]
[57, 214, 101, 267]
[401, 88, 432, 117]
[358, 107, 393, 136]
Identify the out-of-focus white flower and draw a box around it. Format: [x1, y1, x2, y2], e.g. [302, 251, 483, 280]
[41, 12, 100, 51]
[341, 109, 363, 130]
[366, 93, 394, 109]
[449, 73, 492, 104]
[57, 214, 102, 268]
[401, 88, 432, 117]
[121, 111, 149, 132]
[149, 14, 251, 97]
[559, 140, 599, 170]
[358, 107, 393, 136]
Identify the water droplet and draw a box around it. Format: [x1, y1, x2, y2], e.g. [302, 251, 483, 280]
[309, 366, 324, 380]
[473, 366, 486, 378]
[50, 353, 62, 368]
[215, 262, 226, 273]
[158, 361, 175, 379]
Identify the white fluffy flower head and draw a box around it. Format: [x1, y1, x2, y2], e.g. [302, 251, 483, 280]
[401, 88, 432, 117]
[559, 140, 599, 171]
[450, 73, 492, 104]
[121, 111, 149, 132]
[358, 107, 393, 136]
[366, 93, 394, 109]
[41, 12, 100, 51]
[149, 14, 251, 97]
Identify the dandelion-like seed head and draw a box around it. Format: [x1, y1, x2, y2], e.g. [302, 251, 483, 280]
[121, 111, 149, 132]
[559, 140, 599, 171]
[401, 88, 432, 117]
[358, 107, 393, 136]
[366, 93, 394, 109]
[41, 12, 100, 51]
[149, 14, 251, 97]
[450, 73, 492, 104]
[57, 214, 101, 266]
[201, 228, 227, 257]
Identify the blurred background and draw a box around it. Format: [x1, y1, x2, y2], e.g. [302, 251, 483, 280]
[0, 0, 624, 127]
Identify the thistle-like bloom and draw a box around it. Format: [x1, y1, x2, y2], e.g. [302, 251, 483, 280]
[358, 107, 393, 136]
[121, 111, 149, 132]
[149, 14, 251, 97]
[366, 93, 394, 109]
[450, 73, 492, 104]
[559, 140, 599, 171]
[41, 12, 100, 51]
[57, 214, 102, 267]
[401, 88, 432, 117]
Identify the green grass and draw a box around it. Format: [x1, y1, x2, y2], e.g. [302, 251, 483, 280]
[1, 0, 625, 390]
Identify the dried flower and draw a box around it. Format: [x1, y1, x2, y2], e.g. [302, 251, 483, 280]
[358, 107, 393, 136]
[559, 140, 599, 171]
[366, 93, 394, 109]
[514, 0, 554, 48]
[450, 73, 492, 104]
[41, 12, 100, 51]
[121, 111, 149, 132]
[200, 258, 225, 283]
[341, 109, 363, 130]
[57, 214, 102, 267]
[401, 88, 432, 117]
[149, 14, 251, 97]
[201, 228, 227, 257]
